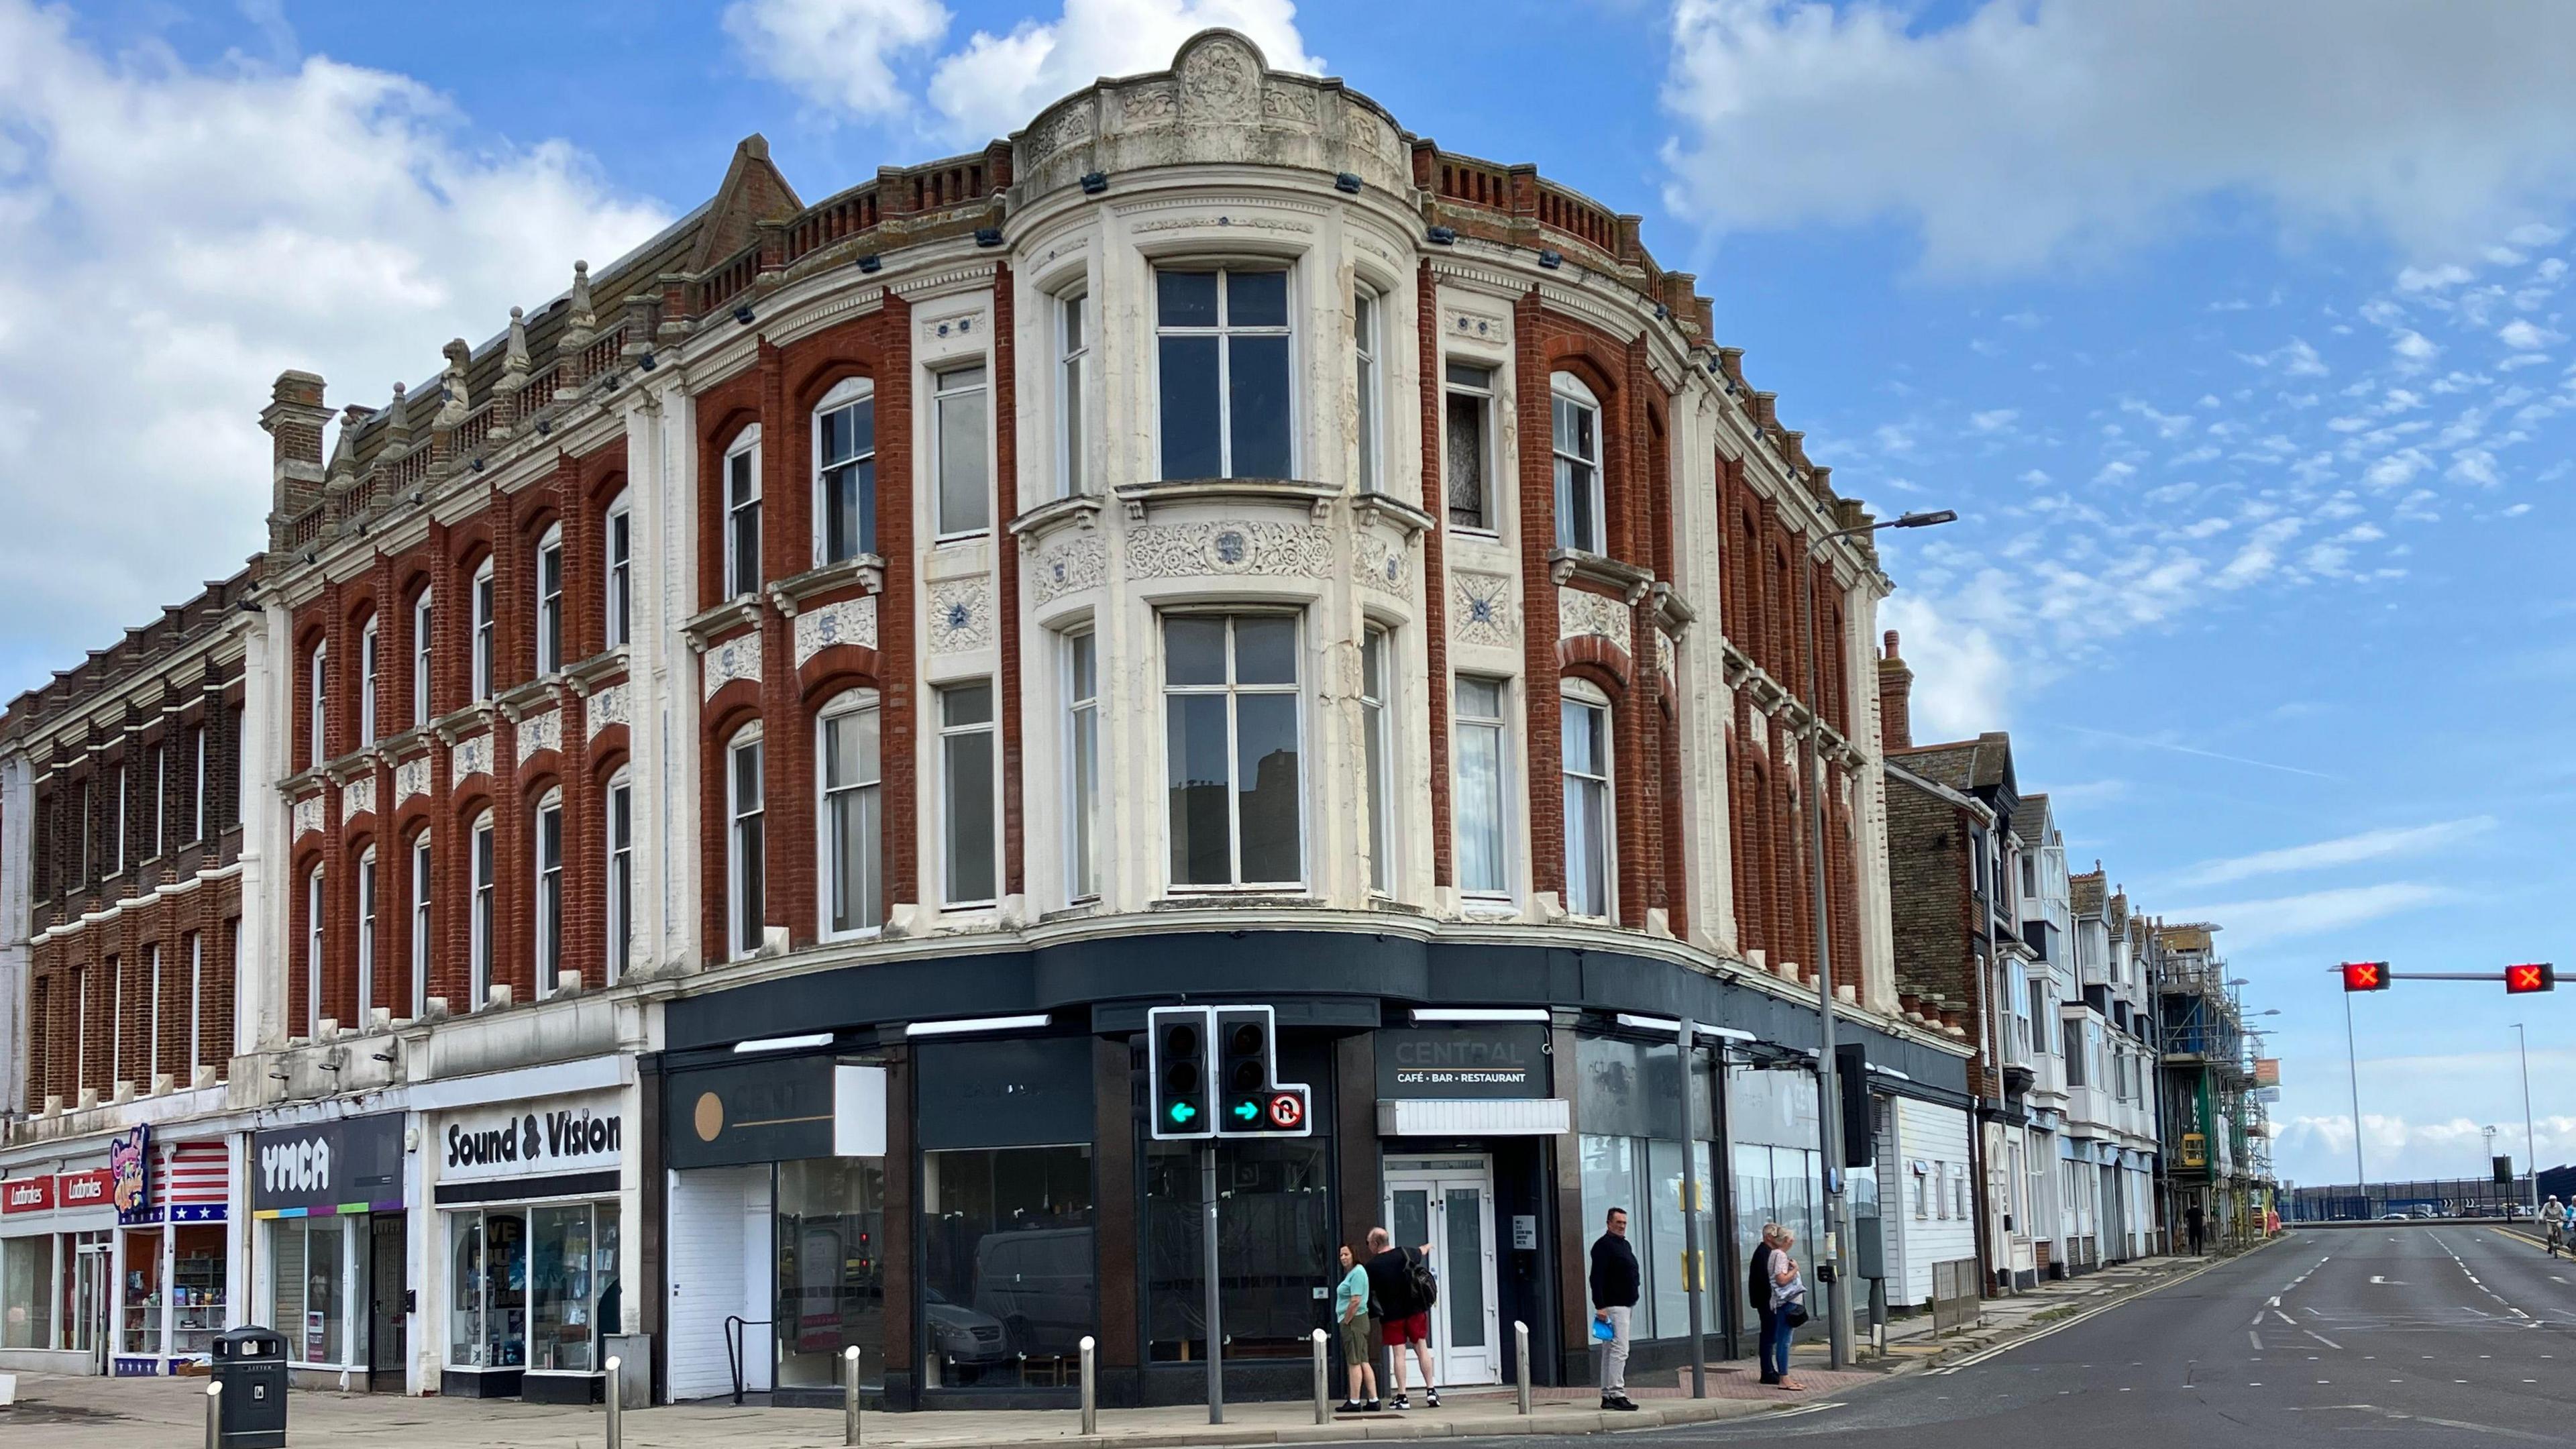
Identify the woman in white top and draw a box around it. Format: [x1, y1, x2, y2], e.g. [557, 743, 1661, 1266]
[1766, 1230, 1809, 1391]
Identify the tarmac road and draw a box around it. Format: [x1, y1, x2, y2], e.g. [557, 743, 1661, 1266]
[1498, 1226, 2576, 1447]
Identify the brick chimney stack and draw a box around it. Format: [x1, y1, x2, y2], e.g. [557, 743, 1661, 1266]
[1878, 629, 1913, 751]
[262, 370, 329, 550]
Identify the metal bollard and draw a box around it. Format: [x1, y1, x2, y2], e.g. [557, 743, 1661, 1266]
[844, 1346, 863, 1445]
[605, 1356, 624, 1449]
[204, 1379, 223, 1449]
[1079, 1336, 1098, 1436]
[1311, 1328, 1329, 1424]
[1514, 1321, 1532, 1415]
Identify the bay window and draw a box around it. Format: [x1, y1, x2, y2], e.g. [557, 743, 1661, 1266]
[728, 728, 765, 959]
[1455, 676, 1511, 897]
[1562, 694, 1612, 918]
[534, 788, 563, 994]
[1057, 292, 1089, 497]
[1155, 266, 1292, 480]
[535, 524, 565, 675]
[1065, 633, 1099, 900]
[934, 363, 989, 537]
[1164, 614, 1302, 888]
[938, 683, 996, 906]
[1552, 372, 1603, 553]
[1354, 288, 1382, 492]
[818, 695, 881, 937]
[725, 429, 763, 599]
[814, 380, 876, 566]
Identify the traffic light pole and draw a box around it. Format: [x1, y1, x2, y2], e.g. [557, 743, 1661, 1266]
[2345, 990, 2367, 1194]
[1203, 1143, 1223, 1424]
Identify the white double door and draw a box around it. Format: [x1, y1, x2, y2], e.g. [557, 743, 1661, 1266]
[1383, 1157, 1501, 1387]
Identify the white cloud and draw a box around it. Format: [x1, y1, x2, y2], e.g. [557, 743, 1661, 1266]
[2168, 816, 2493, 889]
[2499, 317, 2563, 350]
[1882, 592, 2014, 737]
[2167, 881, 2457, 947]
[2397, 262, 2475, 292]
[1968, 407, 2019, 432]
[0, 3, 670, 692]
[727, 0, 1323, 142]
[722, 0, 950, 117]
[1660, 0, 2576, 273]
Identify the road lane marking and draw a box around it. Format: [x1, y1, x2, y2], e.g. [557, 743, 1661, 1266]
[2305, 1330, 2345, 1350]
[2249, 1331, 2263, 1350]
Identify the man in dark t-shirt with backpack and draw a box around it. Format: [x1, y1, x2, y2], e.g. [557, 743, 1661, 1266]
[1363, 1226, 1440, 1410]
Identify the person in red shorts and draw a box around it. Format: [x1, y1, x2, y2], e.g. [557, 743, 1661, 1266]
[1362, 1226, 1439, 1409]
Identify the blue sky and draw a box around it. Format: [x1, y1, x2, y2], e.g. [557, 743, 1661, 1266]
[3, 0, 2573, 1185]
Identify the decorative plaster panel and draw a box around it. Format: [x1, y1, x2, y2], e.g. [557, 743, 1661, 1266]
[340, 775, 376, 823]
[1032, 535, 1108, 606]
[586, 682, 630, 738]
[1126, 521, 1334, 582]
[1451, 572, 1517, 649]
[517, 708, 563, 759]
[1557, 587, 1631, 645]
[794, 597, 879, 667]
[1355, 535, 1411, 599]
[450, 732, 493, 782]
[702, 635, 763, 700]
[291, 794, 321, 839]
[395, 755, 431, 804]
[928, 580, 994, 654]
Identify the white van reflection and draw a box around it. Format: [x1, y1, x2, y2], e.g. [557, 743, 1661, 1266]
[969, 1227, 1095, 1361]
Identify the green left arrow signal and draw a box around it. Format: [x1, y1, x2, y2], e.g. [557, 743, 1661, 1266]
[1169, 1102, 1199, 1124]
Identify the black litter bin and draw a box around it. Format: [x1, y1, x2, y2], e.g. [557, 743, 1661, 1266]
[211, 1326, 289, 1448]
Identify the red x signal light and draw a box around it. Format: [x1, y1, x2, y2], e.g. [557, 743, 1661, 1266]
[2341, 961, 2390, 992]
[2506, 962, 2555, 995]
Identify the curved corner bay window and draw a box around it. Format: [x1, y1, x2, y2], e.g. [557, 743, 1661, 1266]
[1562, 697, 1611, 918]
[920, 1145, 1093, 1389]
[1146, 1137, 1333, 1362]
[1056, 292, 1088, 497]
[776, 1158, 888, 1391]
[1164, 614, 1302, 888]
[1155, 267, 1291, 480]
[1552, 374, 1603, 553]
[815, 381, 877, 565]
[1353, 289, 1381, 492]
[448, 1203, 623, 1375]
[820, 696, 883, 935]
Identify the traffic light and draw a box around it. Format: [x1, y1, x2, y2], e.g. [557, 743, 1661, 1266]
[1836, 1042, 1875, 1168]
[1215, 1007, 1276, 1131]
[2506, 962, 2556, 995]
[2341, 961, 2390, 992]
[1148, 1006, 1212, 1140]
[2494, 1155, 2515, 1186]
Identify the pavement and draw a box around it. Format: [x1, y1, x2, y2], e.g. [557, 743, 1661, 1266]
[0, 1250, 2247, 1449]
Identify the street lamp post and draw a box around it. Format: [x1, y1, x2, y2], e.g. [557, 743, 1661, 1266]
[1801, 506, 1955, 1370]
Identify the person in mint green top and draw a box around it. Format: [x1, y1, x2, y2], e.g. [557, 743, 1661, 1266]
[1334, 1244, 1381, 1412]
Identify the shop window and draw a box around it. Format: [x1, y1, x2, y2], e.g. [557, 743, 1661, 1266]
[1561, 694, 1613, 918]
[1163, 613, 1302, 889]
[3, 1234, 55, 1348]
[1551, 372, 1602, 553]
[1145, 1138, 1333, 1363]
[1454, 676, 1511, 898]
[918, 1145, 1094, 1389]
[121, 1227, 163, 1354]
[933, 363, 989, 537]
[1581, 1037, 1720, 1341]
[530, 1202, 621, 1373]
[170, 1224, 227, 1356]
[448, 1209, 525, 1370]
[814, 380, 876, 566]
[775, 1158, 888, 1391]
[273, 1216, 349, 1366]
[1155, 267, 1292, 480]
[1444, 360, 1496, 531]
[819, 696, 881, 937]
[937, 684, 996, 907]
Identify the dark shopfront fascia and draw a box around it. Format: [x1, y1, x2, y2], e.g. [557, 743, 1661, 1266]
[651, 930, 1972, 1409]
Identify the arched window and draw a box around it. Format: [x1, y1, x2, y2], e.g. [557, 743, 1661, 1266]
[812, 380, 875, 566]
[409, 829, 432, 1017]
[1550, 372, 1603, 553]
[604, 490, 633, 649]
[356, 846, 377, 1022]
[818, 692, 881, 937]
[727, 724, 765, 960]
[724, 427, 763, 599]
[535, 523, 566, 676]
[1560, 682, 1613, 919]
[471, 558, 496, 701]
[413, 587, 435, 727]
[303, 863, 325, 1036]
[606, 767, 633, 982]
[1056, 291, 1089, 498]
[533, 788, 564, 994]
[468, 810, 495, 1008]
[307, 637, 329, 769]
[358, 615, 380, 747]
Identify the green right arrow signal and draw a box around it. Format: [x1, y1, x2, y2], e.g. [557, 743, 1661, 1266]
[1232, 1100, 1260, 1122]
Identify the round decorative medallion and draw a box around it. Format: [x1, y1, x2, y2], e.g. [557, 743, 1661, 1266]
[693, 1091, 724, 1143]
[1215, 530, 1247, 564]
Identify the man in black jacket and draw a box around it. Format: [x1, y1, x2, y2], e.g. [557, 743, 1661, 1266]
[1589, 1207, 1640, 1410]
[1746, 1222, 1782, 1384]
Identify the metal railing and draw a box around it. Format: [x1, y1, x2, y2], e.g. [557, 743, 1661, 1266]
[723, 1315, 772, 1404]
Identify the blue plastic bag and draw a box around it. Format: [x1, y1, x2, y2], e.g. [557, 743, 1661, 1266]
[1591, 1318, 1617, 1343]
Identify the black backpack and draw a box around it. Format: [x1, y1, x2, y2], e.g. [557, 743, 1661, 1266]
[1404, 1246, 1440, 1313]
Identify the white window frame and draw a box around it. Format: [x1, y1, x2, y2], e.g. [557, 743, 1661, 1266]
[1161, 612, 1307, 892]
[412, 588, 434, 726]
[358, 616, 379, 746]
[152, 742, 166, 859]
[1454, 674, 1514, 900]
[113, 766, 127, 876]
[110, 955, 122, 1081]
[471, 560, 496, 702]
[146, 944, 161, 1083]
[932, 361, 991, 539]
[533, 788, 564, 996]
[187, 932, 203, 1073]
[1360, 625, 1393, 894]
[816, 693, 882, 940]
[1551, 372, 1605, 553]
[193, 722, 207, 843]
[1064, 633, 1099, 902]
[724, 427, 763, 600]
[1444, 359, 1499, 534]
[410, 830, 432, 1016]
[1561, 688, 1615, 920]
[307, 639, 328, 769]
[1354, 288, 1383, 493]
[727, 726, 765, 961]
[355, 847, 376, 1024]
[1056, 291, 1089, 498]
[305, 865, 325, 1038]
[75, 969, 89, 1087]
[936, 682, 998, 908]
[604, 492, 633, 649]
[1151, 265, 1297, 480]
[606, 769, 633, 983]
[535, 524, 565, 676]
[811, 380, 876, 568]
[470, 810, 495, 1009]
